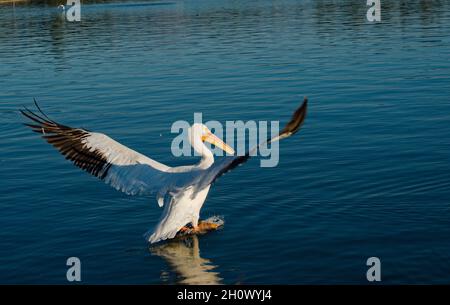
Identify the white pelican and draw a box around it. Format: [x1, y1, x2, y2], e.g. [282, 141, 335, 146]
[21, 98, 307, 243]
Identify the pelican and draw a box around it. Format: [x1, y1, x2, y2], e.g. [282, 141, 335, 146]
[21, 98, 307, 243]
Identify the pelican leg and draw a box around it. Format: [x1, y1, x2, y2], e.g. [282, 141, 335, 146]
[179, 225, 191, 233]
[195, 221, 220, 232]
[178, 220, 220, 236]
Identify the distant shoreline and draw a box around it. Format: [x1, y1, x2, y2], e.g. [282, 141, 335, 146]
[0, 0, 30, 4]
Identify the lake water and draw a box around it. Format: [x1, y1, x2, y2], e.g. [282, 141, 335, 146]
[1, 0, 450, 284]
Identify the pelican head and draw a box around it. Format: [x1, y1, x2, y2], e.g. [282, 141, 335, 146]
[188, 123, 235, 160]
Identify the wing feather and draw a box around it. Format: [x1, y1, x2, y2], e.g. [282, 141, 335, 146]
[21, 102, 171, 196]
[196, 98, 308, 188]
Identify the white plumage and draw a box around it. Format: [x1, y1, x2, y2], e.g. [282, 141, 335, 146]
[21, 98, 307, 243]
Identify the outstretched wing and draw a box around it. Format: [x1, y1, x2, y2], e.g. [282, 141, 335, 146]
[194, 98, 308, 189]
[21, 101, 172, 196]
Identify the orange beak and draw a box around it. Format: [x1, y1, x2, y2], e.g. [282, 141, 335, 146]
[202, 132, 235, 155]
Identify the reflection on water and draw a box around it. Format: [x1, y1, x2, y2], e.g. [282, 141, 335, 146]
[150, 235, 222, 285]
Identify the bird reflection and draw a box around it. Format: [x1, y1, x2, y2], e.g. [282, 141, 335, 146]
[150, 235, 222, 285]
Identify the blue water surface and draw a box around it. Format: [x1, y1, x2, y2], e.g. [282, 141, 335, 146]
[1, 0, 450, 284]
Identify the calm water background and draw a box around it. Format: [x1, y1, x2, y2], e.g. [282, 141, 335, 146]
[1, 0, 450, 284]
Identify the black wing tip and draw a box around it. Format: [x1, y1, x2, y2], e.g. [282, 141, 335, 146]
[33, 98, 52, 120]
[211, 96, 308, 184]
[280, 96, 308, 136]
[19, 101, 110, 179]
[20, 98, 58, 127]
[19, 97, 38, 112]
[298, 96, 308, 116]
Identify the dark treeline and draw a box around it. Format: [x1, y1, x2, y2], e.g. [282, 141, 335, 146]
[3, 0, 123, 5]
